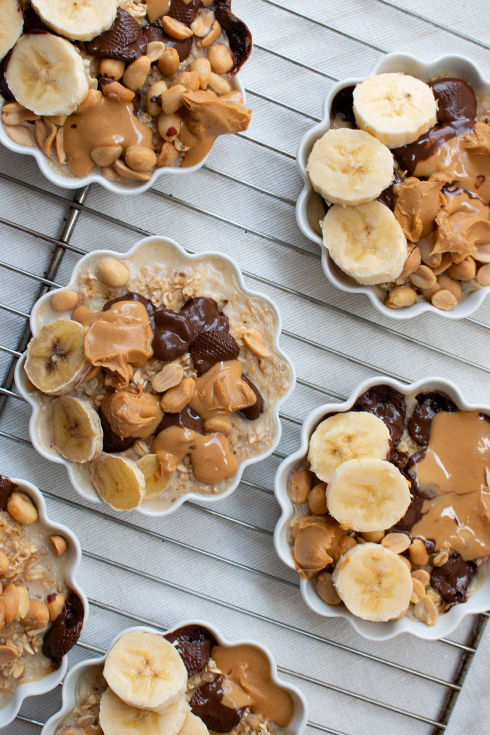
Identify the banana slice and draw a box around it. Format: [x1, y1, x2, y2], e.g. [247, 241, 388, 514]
[51, 395, 103, 463]
[307, 411, 390, 483]
[0, 0, 23, 62]
[103, 631, 187, 712]
[321, 200, 407, 285]
[178, 712, 210, 735]
[353, 73, 437, 149]
[99, 688, 189, 735]
[6, 33, 89, 117]
[90, 453, 145, 511]
[30, 0, 118, 42]
[25, 319, 90, 395]
[136, 454, 172, 499]
[326, 457, 411, 532]
[306, 128, 394, 206]
[332, 542, 413, 622]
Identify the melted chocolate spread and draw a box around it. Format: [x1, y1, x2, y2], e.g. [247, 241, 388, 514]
[101, 412, 136, 452]
[393, 119, 475, 176]
[42, 592, 84, 669]
[378, 169, 404, 211]
[330, 85, 355, 126]
[191, 675, 244, 732]
[408, 392, 458, 445]
[431, 553, 477, 606]
[354, 385, 406, 443]
[164, 624, 217, 676]
[213, 0, 253, 72]
[168, 0, 202, 26]
[86, 9, 148, 62]
[238, 375, 264, 420]
[156, 406, 204, 432]
[429, 78, 477, 123]
[152, 310, 194, 361]
[181, 297, 229, 336]
[0, 476, 16, 510]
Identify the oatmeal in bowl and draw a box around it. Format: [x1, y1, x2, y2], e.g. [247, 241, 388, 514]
[0, 0, 252, 192]
[15, 236, 294, 516]
[42, 622, 308, 735]
[274, 377, 490, 641]
[0, 475, 87, 726]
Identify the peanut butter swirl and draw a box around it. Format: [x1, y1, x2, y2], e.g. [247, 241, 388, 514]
[102, 390, 162, 439]
[189, 360, 257, 420]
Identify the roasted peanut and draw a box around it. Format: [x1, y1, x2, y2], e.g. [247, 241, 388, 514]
[35, 118, 57, 157]
[386, 285, 417, 308]
[114, 159, 152, 181]
[4, 124, 36, 147]
[147, 41, 166, 63]
[316, 572, 341, 605]
[381, 532, 411, 554]
[3, 584, 19, 623]
[433, 550, 449, 567]
[49, 534, 68, 557]
[308, 483, 328, 515]
[243, 328, 272, 357]
[362, 530, 385, 543]
[147, 80, 168, 116]
[160, 84, 186, 115]
[418, 238, 441, 268]
[448, 256, 476, 281]
[410, 264, 437, 290]
[91, 144, 123, 167]
[158, 48, 181, 76]
[125, 145, 157, 173]
[157, 141, 179, 167]
[23, 599, 49, 628]
[201, 20, 221, 47]
[1, 101, 39, 125]
[101, 166, 120, 181]
[0, 645, 19, 665]
[55, 127, 65, 164]
[152, 363, 184, 393]
[46, 592, 66, 622]
[158, 112, 182, 142]
[204, 415, 232, 434]
[123, 55, 151, 91]
[191, 11, 215, 37]
[207, 72, 231, 95]
[146, 0, 170, 23]
[99, 58, 125, 80]
[420, 282, 441, 301]
[413, 594, 438, 625]
[397, 245, 421, 281]
[0, 553, 9, 575]
[190, 56, 212, 89]
[431, 289, 458, 311]
[160, 377, 195, 413]
[7, 492, 38, 525]
[409, 538, 429, 567]
[431, 252, 452, 276]
[399, 555, 412, 572]
[16, 586, 29, 620]
[100, 78, 135, 103]
[288, 469, 311, 504]
[411, 569, 430, 587]
[161, 16, 193, 39]
[437, 275, 462, 300]
[172, 71, 200, 91]
[50, 289, 79, 313]
[77, 89, 103, 113]
[207, 44, 234, 74]
[96, 258, 129, 288]
[84, 365, 101, 382]
[410, 577, 425, 604]
[477, 263, 490, 286]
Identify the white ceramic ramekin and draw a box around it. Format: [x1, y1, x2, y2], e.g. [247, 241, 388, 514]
[296, 53, 490, 319]
[0, 76, 245, 195]
[274, 376, 490, 641]
[0, 477, 88, 727]
[41, 621, 309, 735]
[15, 235, 295, 517]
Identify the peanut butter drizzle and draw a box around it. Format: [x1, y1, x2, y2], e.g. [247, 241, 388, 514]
[413, 411, 490, 560]
[152, 425, 238, 484]
[189, 360, 256, 421]
[101, 390, 162, 439]
[179, 90, 252, 169]
[64, 96, 153, 178]
[79, 301, 153, 387]
[212, 644, 295, 727]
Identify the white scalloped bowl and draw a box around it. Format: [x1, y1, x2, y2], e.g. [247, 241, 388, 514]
[0, 477, 88, 727]
[0, 76, 245, 195]
[15, 235, 295, 517]
[296, 53, 490, 319]
[274, 376, 490, 641]
[41, 621, 309, 735]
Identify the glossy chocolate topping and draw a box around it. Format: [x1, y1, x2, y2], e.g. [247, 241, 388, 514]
[431, 553, 477, 605]
[142, 24, 166, 43]
[168, 0, 202, 26]
[152, 309, 194, 361]
[156, 406, 204, 434]
[191, 675, 244, 732]
[214, 0, 253, 72]
[238, 375, 264, 420]
[164, 624, 217, 676]
[390, 493, 425, 535]
[393, 119, 475, 176]
[354, 385, 406, 444]
[101, 412, 136, 452]
[0, 476, 16, 510]
[86, 9, 148, 62]
[330, 85, 355, 126]
[378, 169, 404, 211]
[429, 78, 477, 123]
[190, 329, 240, 375]
[181, 297, 229, 336]
[408, 392, 458, 445]
[42, 592, 84, 669]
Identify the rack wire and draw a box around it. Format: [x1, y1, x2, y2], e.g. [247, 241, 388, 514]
[1, 1, 490, 733]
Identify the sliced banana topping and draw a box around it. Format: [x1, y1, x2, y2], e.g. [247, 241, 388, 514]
[353, 73, 437, 149]
[51, 395, 103, 463]
[99, 687, 189, 735]
[24, 319, 90, 395]
[333, 542, 413, 622]
[90, 453, 145, 511]
[307, 411, 390, 483]
[103, 630, 187, 711]
[6, 33, 89, 117]
[321, 200, 407, 285]
[137, 453, 171, 499]
[30, 0, 118, 42]
[326, 457, 411, 532]
[0, 0, 24, 62]
[178, 711, 210, 735]
[306, 128, 394, 206]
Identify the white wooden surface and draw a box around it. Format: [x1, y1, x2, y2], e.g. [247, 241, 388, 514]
[1, 1, 490, 733]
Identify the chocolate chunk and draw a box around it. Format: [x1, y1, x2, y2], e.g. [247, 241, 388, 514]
[377, 169, 404, 211]
[431, 553, 476, 606]
[152, 309, 194, 361]
[190, 330, 240, 375]
[390, 493, 425, 535]
[156, 406, 204, 433]
[142, 24, 166, 43]
[393, 119, 474, 176]
[165, 624, 217, 676]
[330, 85, 355, 126]
[86, 9, 148, 62]
[101, 412, 136, 453]
[103, 291, 156, 318]
[168, 0, 202, 26]
[408, 392, 458, 446]
[42, 592, 84, 669]
[181, 297, 229, 337]
[213, 0, 252, 72]
[191, 675, 244, 732]
[387, 446, 409, 471]
[429, 78, 477, 123]
[354, 384, 406, 444]
[0, 476, 17, 510]
[238, 375, 264, 420]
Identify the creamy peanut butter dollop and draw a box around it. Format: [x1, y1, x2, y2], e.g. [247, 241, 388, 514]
[101, 390, 162, 439]
[394, 177, 444, 242]
[432, 188, 490, 257]
[212, 644, 294, 727]
[413, 410, 490, 560]
[292, 515, 354, 579]
[189, 360, 257, 420]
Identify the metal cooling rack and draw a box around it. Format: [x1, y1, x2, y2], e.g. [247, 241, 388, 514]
[1, 1, 490, 733]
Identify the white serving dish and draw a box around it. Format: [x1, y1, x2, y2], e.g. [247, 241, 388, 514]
[0, 76, 245, 195]
[274, 376, 490, 641]
[296, 53, 490, 319]
[0, 477, 88, 727]
[41, 621, 309, 735]
[15, 235, 295, 517]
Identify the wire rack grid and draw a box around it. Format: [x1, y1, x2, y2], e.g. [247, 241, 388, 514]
[1, 1, 490, 733]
